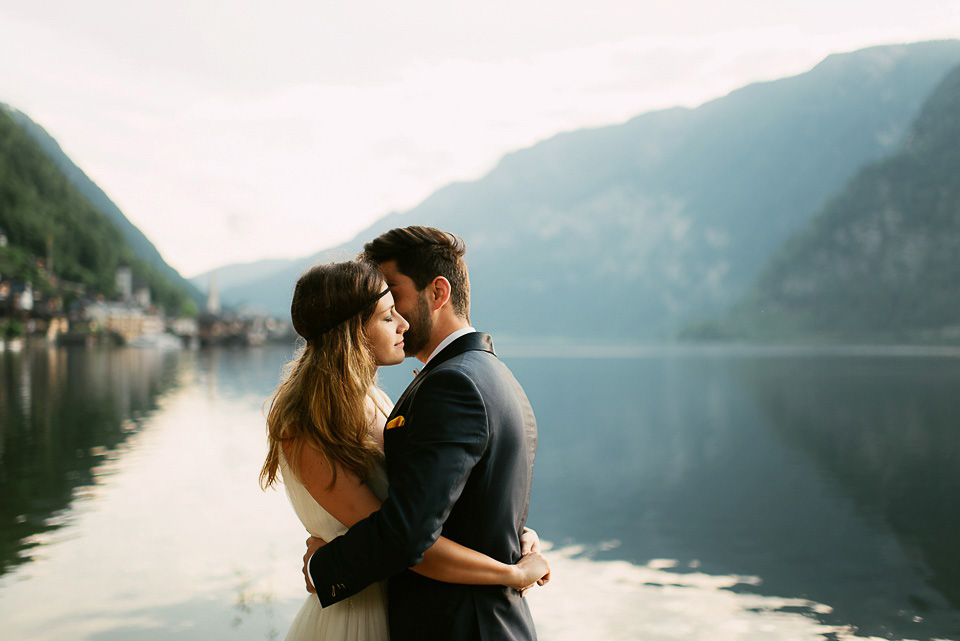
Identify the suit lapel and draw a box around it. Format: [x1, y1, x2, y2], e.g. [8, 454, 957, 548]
[388, 370, 422, 420]
[386, 332, 496, 421]
[384, 333, 497, 476]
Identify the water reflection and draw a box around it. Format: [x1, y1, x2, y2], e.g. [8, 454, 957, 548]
[0, 347, 182, 576]
[742, 356, 960, 614]
[499, 352, 960, 641]
[526, 545, 873, 641]
[0, 345, 959, 641]
[0, 346, 303, 641]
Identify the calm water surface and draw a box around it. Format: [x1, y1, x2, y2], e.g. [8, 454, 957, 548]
[1, 343, 958, 640]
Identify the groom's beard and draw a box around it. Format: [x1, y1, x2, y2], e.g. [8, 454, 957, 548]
[402, 292, 432, 357]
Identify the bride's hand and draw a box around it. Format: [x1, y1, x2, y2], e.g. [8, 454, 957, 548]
[303, 535, 328, 593]
[520, 526, 541, 555]
[511, 551, 551, 595]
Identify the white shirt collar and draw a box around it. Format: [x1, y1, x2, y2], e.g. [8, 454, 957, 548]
[424, 326, 476, 365]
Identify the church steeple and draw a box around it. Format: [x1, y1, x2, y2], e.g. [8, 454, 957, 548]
[206, 271, 220, 314]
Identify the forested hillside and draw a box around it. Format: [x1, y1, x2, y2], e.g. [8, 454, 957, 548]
[722, 62, 960, 341]
[2, 105, 203, 306]
[0, 107, 194, 314]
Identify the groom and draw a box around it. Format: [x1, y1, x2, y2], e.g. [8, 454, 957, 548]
[304, 226, 539, 640]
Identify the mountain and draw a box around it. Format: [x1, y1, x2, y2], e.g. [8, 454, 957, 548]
[1, 105, 204, 307]
[719, 61, 960, 342]
[0, 107, 195, 314]
[190, 257, 302, 307]
[212, 40, 960, 340]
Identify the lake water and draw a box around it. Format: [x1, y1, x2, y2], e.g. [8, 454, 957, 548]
[1, 343, 959, 641]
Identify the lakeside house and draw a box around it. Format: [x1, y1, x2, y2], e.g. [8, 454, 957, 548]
[79, 301, 165, 344]
[2, 256, 287, 348]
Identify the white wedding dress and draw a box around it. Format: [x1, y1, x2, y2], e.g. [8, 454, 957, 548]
[280, 455, 390, 641]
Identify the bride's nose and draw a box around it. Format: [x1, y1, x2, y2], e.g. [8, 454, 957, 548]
[397, 313, 410, 333]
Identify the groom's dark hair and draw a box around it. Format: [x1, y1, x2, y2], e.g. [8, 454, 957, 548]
[361, 226, 471, 320]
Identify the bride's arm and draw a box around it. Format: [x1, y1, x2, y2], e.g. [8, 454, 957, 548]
[413, 535, 548, 590]
[291, 443, 549, 590]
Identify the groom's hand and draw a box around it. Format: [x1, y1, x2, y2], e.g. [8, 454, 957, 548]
[303, 535, 328, 593]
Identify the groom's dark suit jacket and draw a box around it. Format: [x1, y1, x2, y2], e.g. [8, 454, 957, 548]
[309, 332, 538, 641]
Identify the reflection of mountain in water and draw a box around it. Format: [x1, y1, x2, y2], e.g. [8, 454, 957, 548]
[476, 352, 960, 641]
[742, 356, 960, 612]
[0, 348, 182, 576]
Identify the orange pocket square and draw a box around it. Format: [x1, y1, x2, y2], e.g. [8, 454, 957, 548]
[385, 416, 406, 430]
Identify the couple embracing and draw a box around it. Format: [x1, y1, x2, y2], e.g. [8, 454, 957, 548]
[261, 226, 550, 640]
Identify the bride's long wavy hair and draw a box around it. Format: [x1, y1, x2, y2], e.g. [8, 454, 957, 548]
[260, 260, 386, 490]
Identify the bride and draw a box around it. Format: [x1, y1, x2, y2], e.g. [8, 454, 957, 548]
[260, 260, 549, 641]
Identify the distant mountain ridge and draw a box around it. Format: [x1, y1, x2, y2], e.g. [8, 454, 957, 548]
[1, 104, 203, 306]
[191, 257, 300, 306]
[206, 40, 960, 340]
[722, 60, 960, 341]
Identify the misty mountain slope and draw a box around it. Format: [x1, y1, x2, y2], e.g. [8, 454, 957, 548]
[217, 40, 960, 339]
[1, 104, 203, 306]
[728, 61, 960, 341]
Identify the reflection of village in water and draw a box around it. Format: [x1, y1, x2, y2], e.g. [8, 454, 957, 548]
[0, 232, 291, 350]
[0, 347, 183, 576]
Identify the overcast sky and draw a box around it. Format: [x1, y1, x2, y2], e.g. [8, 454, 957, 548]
[2, 1, 959, 277]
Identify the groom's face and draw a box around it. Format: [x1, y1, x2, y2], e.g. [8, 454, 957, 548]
[377, 260, 433, 357]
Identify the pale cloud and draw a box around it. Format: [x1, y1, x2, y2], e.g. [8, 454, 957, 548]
[1, 3, 959, 275]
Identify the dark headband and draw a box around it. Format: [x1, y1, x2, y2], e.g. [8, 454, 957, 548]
[310, 288, 391, 338]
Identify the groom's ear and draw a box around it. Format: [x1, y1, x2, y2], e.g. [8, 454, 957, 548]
[428, 276, 452, 311]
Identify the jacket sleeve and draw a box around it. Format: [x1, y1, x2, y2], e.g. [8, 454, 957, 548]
[308, 366, 488, 606]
